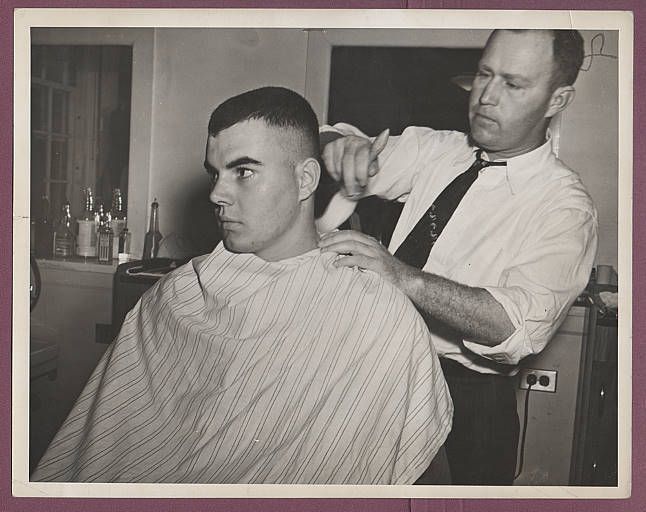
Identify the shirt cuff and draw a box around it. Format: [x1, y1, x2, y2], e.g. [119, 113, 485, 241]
[319, 123, 369, 138]
[461, 286, 534, 366]
[315, 192, 358, 233]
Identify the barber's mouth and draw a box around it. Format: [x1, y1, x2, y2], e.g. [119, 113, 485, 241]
[474, 112, 497, 124]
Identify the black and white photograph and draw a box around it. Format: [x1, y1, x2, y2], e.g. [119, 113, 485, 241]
[12, 8, 631, 499]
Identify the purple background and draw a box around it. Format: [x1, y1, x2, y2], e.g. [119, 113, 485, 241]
[3, 1, 641, 510]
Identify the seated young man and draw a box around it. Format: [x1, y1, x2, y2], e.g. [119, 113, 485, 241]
[32, 87, 452, 485]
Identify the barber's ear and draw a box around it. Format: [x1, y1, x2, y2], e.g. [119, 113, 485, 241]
[545, 85, 576, 118]
[296, 157, 321, 201]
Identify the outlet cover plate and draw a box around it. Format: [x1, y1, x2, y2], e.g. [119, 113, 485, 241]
[518, 368, 557, 393]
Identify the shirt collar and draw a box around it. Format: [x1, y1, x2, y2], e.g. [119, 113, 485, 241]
[477, 136, 555, 194]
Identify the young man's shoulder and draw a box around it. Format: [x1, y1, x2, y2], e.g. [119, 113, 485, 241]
[314, 249, 423, 321]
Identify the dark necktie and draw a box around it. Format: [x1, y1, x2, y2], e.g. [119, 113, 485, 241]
[394, 149, 506, 269]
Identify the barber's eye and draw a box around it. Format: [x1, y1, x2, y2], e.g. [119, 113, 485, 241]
[506, 81, 520, 89]
[237, 168, 254, 179]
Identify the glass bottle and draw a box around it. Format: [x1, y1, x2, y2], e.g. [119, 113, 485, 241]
[34, 195, 53, 258]
[97, 212, 113, 264]
[118, 227, 131, 259]
[142, 198, 162, 261]
[94, 202, 105, 230]
[110, 188, 127, 259]
[53, 201, 75, 259]
[77, 187, 97, 258]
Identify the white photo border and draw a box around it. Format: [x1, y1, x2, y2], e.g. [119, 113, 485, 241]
[12, 7, 633, 499]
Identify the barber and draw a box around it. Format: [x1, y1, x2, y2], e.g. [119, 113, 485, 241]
[318, 29, 598, 485]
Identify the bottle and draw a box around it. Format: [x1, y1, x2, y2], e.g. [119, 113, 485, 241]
[118, 227, 132, 262]
[77, 187, 97, 258]
[142, 198, 162, 261]
[95, 202, 105, 230]
[110, 188, 127, 259]
[53, 201, 75, 259]
[34, 195, 53, 258]
[97, 212, 113, 264]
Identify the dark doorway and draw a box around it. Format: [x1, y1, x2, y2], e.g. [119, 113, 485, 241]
[328, 46, 481, 135]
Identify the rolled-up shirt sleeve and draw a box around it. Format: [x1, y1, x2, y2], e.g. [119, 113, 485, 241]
[317, 123, 454, 231]
[462, 206, 598, 365]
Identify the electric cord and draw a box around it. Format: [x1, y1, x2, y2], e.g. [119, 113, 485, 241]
[514, 374, 536, 480]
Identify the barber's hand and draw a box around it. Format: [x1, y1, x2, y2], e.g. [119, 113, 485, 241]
[322, 129, 389, 198]
[318, 230, 409, 289]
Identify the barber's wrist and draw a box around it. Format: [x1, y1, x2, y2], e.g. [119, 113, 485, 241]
[395, 261, 426, 300]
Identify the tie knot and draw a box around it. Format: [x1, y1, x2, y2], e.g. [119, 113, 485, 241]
[475, 149, 507, 168]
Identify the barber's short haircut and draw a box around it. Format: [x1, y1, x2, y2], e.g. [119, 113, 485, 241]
[550, 30, 585, 89]
[208, 86, 320, 158]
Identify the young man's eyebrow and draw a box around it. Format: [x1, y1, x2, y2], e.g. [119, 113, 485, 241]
[225, 156, 262, 169]
[203, 156, 262, 174]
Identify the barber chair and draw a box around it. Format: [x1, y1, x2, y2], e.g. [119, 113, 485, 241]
[30, 256, 58, 383]
[111, 258, 189, 340]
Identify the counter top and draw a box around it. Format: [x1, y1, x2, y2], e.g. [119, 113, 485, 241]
[35, 256, 130, 274]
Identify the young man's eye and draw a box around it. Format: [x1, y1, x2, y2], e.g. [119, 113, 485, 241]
[206, 169, 218, 183]
[236, 168, 254, 179]
[505, 81, 520, 90]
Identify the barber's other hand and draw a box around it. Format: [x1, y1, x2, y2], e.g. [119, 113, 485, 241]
[318, 230, 410, 289]
[322, 129, 389, 198]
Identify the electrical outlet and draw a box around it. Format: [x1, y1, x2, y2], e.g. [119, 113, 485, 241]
[518, 368, 557, 393]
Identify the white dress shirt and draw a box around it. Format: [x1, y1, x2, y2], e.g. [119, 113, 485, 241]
[319, 123, 598, 375]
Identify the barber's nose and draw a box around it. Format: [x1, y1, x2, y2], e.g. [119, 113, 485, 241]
[209, 177, 233, 206]
[479, 78, 501, 106]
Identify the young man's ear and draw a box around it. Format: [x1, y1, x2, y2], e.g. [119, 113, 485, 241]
[545, 85, 576, 118]
[296, 157, 321, 201]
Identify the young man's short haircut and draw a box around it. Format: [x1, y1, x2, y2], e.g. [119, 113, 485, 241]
[208, 86, 320, 157]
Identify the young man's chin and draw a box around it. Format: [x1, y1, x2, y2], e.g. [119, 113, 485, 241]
[221, 236, 257, 256]
[222, 239, 242, 254]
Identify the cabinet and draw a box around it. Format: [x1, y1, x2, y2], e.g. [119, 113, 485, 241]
[570, 284, 619, 485]
[29, 258, 115, 473]
[513, 306, 587, 485]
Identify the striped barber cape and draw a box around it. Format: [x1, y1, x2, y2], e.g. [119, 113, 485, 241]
[32, 244, 452, 484]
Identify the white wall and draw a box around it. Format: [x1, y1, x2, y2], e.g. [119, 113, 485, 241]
[559, 30, 619, 269]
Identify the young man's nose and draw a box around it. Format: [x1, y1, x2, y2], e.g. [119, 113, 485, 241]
[209, 179, 233, 206]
